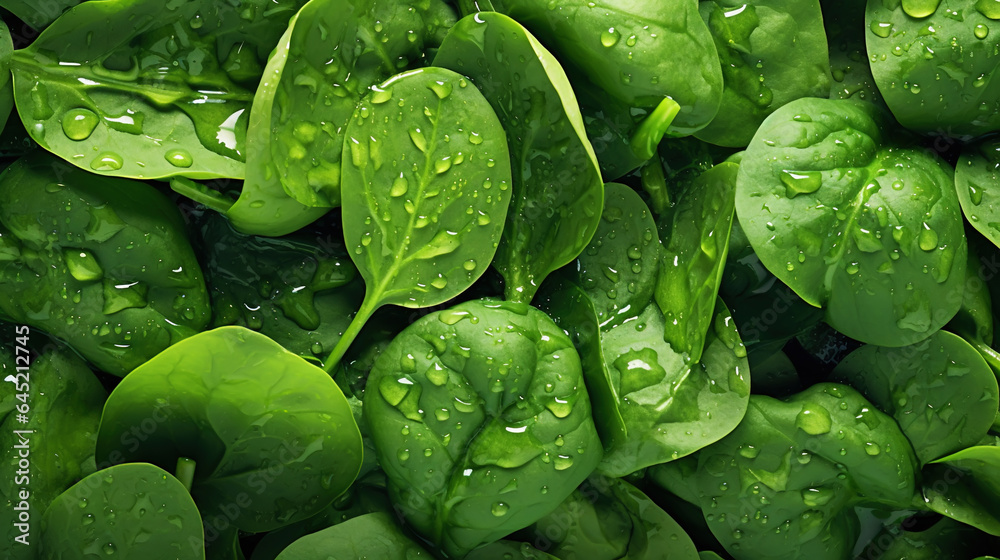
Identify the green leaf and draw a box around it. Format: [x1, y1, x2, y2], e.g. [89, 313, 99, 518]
[656, 162, 737, 361]
[323, 66, 512, 370]
[364, 299, 602, 557]
[517, 475, 700, 559]
[39, 463, 205, 559]
[95, 327, 363, 533]
[689, 384, 918, 560]
[200, 213, 360, 365]
[275, 512, 433, 559]
[10, 0, 306, 180]
[244, 0, 455, 209]
[434, 12, 603, 303]
[0, 333, 107, 560]
[831, 330, 1000, 464]
[866, 0, 1000, 136]
[497, 0, 723, 136]
[956, 138, 1000, 249]
[924, 445, 1000, 536]
[735, 97, 967, 347]
[0, 153, 210, 376]
[567, 183, 659, 331]
[694, 0, 832, 147]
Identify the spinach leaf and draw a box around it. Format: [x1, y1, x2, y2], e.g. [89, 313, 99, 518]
[39, 463, 205, 559]
[947, 234, 995, 346]
[656, 162, 737, 361]
[687, 383, 918, 560]
[695, 0, 832, 147]
[364, 298, 602, 557]
[95, 327, 363, 533]
[517, 475, 700, 559]
[244, 0, 455, 209]
[10, 0, 306, 180]
[832, 330, 999, 464]
[0, 332, 106, 560]
[497, 0, 723, 136]
[860, 517, 1000, 560]
[0, 153, 210, 376]
[569, 183, 659, 331]
[540, 182, 749, 476]
[275, 512, 433, 559]
[434, 12, 604, 303]
[735, 97, 967, 347]
[956, 138, 1000, 248]
[200, 213, 360, 366]
[865, 0, 1000, 136]
[923, 445, 1000, 536]
[249, 481, 391, 560]
[323, 67, 512, 371]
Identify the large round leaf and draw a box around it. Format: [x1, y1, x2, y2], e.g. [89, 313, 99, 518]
[695, 0, 832, 147]
[39, 463, 204, 559]
[735, 97, 966, 347]
[688, 384, 918, 560]
[0, 153, 210, 375]
[831, 330, 999, 464]
[96, 326, 363, 533]
[865, 0, 1000, 136]
[364, 298, 602, 557]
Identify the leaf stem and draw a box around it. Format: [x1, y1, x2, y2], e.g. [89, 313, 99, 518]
[971, 338, 1000, 382]
[630, 97, 681, 162]
[323, 293, 380, 374]
[175, 457, 196, 492]
[170, 177, 236, 214]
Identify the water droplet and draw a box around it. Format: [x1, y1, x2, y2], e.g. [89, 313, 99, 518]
[865, 442, 881, 456]
[102, 542, 116, 556]
[64, 249, 103, 282]
[795, 405, 832, 435]
[969, 182, 984, 205]
[600, 28, 620, 47]
[870, 21, 893, 38]
[780, 170, 822, 198]
[918, 224, 938, 251]
[62, 108, 99, 140]
[431, 275, 448, 289]
[435, 157, 452, 174]
[408, 128, 427, 152]
[974, 24, 990, 38]
[164, 149, 192, 168]
[554, 454, 574, 470]
[462, 259, 476, 271]
[397, 449, 410, 462]
[429, 80, 453, 99]
[491, 502, 509, 516]
[476, 211, 490, 226]
[370, 86, 393, 104]
[390, 176, 408, 197]
[902, 0, 941, 18]
[90, 152, 123, 171]
[976, 0, 1000, 19]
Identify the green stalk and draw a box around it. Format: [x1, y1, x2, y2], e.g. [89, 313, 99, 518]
[630, 97, 681, 162]
[322, 294, 380, 374]
[170, 177, 236, 214]
[175, 457, 196, 492]
[971, 338, 1000, 382]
